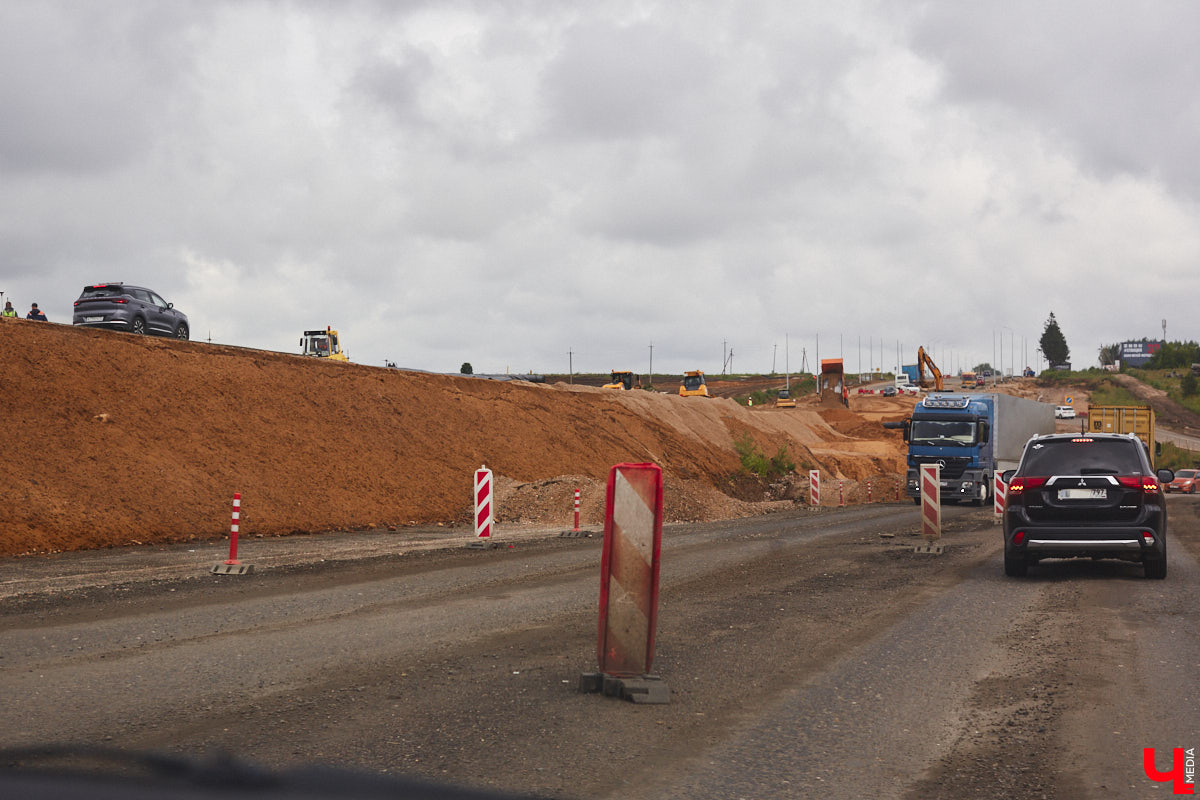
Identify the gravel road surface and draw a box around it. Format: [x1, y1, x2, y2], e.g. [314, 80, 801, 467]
[3, 499, 1198, 799]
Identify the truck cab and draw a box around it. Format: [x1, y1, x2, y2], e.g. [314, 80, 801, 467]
[899, 393, 1055, 505]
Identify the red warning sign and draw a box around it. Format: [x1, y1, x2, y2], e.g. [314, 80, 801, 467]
[596, 463, 663, 678]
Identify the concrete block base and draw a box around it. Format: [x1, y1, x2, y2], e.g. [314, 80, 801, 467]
[210, 562, 254, 575]
[579, 672, 669, 704]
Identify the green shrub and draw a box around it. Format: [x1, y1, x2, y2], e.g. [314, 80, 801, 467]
[734, 434, 795, 477]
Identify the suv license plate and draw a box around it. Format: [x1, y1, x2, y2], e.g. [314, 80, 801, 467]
[84, 316, 102, 322]
[1058, 488, 1106, 500]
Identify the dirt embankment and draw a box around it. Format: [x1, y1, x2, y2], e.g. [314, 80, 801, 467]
[0, 319, 908, 556]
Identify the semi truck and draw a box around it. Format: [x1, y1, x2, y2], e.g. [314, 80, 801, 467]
[1087, 405, 1159, 467]
[893, 393, 1056, 505]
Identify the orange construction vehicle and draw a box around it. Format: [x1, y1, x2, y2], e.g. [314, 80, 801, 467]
[916, 346, 943, 391]
[679, 370, 710, 397]
[818, 359, 848, 407]
[603, 370, 640, 390]
[300, 327, 348, 362]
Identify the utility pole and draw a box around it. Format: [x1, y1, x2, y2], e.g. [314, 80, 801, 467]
[647, 341, 653, 388]
[723, 339, 727, 377]
[772, 343, 777, 375]
[568, 349, 574, 384]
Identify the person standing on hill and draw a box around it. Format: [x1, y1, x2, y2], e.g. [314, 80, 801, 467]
[1, 300, 16, 318]
[26, 302, 47, 321]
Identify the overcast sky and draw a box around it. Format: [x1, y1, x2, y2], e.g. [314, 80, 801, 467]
[3, 1, 1198, 376]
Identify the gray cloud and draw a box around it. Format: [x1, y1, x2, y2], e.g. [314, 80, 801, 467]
[0, 1, 1197, 375]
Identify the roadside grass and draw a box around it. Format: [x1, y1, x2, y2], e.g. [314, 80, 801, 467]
[1085, 382, 1141, 407]
[1128, 369, 1200, 416]
[1158, 440, 1200, 472]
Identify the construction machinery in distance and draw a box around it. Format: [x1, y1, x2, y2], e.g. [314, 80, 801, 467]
[300, 327, 348, 362]
[679, 370, 710, 397]
[776, 336, 796, 408]
[818, 359, 848, 407]
[603, 370, 640, 390]
[916, 346, 943, 391]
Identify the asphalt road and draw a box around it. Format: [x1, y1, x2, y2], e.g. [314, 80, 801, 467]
[2, 499, 1198, 799]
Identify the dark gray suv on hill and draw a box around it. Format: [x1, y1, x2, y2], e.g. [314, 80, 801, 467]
[1002, 432, 1174, 579]
[72, 283, 189, 339]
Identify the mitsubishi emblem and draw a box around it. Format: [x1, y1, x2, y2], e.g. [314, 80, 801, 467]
[1078, 479, 1087, 487]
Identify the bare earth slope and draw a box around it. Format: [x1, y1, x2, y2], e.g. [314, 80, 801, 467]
[0, 319, 905, 556]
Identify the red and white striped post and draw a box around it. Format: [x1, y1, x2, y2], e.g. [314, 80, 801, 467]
[838, 480, 844, 508]
[809, 470, 821, 506]
[474, 465, 493, 540]
[920, 464, 941, 541]
[581, 463, 668, 703]
[867, 479, 873, 503]
[574, 488, 581, 531]
[211, 493, 253, 575]
[994, 472, 1007, 522]
[225, 493, 242, 564]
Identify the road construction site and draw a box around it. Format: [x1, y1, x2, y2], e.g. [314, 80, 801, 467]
[6, 318, 1200, 799]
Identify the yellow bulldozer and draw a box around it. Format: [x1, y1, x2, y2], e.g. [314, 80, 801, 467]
[300, 327, 349, 362]
[603, 370, 640, 390]
[679, 370, 710, 397]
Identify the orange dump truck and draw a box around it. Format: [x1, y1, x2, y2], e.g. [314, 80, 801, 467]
[819, 359, 847, 407]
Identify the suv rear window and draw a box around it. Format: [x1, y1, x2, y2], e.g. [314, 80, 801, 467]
[80, 285, 125, 298]
[1020, 438, 1144, 476]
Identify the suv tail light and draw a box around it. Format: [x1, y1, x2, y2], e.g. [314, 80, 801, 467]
[1007, 476, 1047, 496]
[1117, 476, 1160, 494]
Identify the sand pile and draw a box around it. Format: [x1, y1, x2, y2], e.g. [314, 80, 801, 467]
[0, 318, 908, 555]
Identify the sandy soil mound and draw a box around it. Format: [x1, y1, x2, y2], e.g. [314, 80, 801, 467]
[0, 319, 907, 556]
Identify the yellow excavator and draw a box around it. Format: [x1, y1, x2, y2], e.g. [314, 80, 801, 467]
[300, 327, 349, 362]
[916, 346, 943, 391]
[603, 370, 640, 390]
[679, 370, 710, 397]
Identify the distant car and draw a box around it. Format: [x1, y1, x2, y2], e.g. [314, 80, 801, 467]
[1054, 405, 1076, 419]
[882, 386, 897, 397]
[1002, 432, 1174, 578]
[72, 283, 189, 339]
[1166, 469, 1198, 493]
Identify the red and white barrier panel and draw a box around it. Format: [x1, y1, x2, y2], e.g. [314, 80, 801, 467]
[916, 464, 942, 553]
[211, 493, 253, 575]
[475, 465, 493, 539]
[838, 480, 844, 508]
[580, 463, 668, 704]
[994, 472, 1007, 521]
[574, 488, 581, 531]
[809, 470, 821, 506]
[467, 465, 496, 548]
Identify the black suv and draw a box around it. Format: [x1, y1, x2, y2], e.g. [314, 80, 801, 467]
[1002, 432, 1174, 578]
[72, 283, 189, 339]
